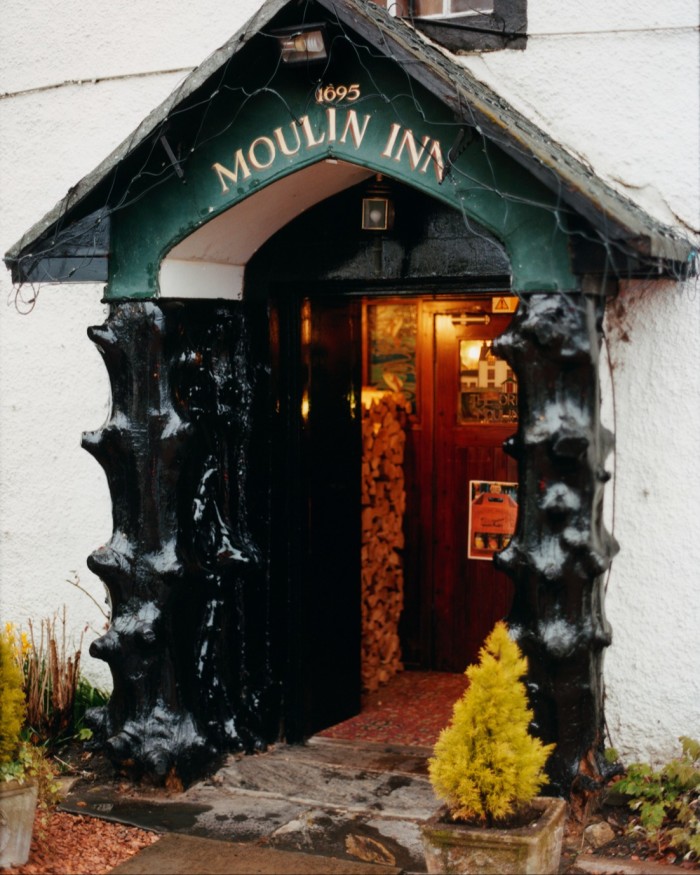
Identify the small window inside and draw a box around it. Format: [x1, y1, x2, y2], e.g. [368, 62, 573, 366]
[370, 0, 526, 53]
[413, 0, 494, 19]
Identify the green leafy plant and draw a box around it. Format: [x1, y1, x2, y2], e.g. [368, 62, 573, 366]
[1, 742, 60, 808]
[73, 676, 110, 741]
[428, 620, 555, 824]
[615, 737, 700, 860]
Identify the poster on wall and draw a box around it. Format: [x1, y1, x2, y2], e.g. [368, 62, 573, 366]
[468, 481, 518, 560]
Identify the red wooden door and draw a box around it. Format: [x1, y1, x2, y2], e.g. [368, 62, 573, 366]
[430, 308, 517, 671]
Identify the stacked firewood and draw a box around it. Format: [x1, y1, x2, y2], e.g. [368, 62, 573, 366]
[361, 392, 408, 692]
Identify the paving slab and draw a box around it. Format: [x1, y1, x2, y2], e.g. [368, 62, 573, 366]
[210, 743, 437, 818]
[109, 832, 402, 874]
[572, 853, 693, 875]
[63, 740, 438, 872]
[305, 738, 432, 777]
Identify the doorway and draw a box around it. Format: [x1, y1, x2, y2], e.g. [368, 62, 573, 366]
[362, 296, 517, 674]
[277, 291, 518, 744]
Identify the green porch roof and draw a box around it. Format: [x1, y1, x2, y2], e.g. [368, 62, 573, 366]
[5, 0, 695, 290]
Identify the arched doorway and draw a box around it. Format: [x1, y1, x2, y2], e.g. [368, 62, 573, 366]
[243, 175, 518, 741]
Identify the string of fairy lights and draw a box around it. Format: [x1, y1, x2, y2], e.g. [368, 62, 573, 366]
[8, 0, 697, 316]
[9, 0, 699, 649]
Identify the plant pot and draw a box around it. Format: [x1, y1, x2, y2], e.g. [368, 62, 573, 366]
[0, 779, 38, 867]
[421, 796, 567, 875]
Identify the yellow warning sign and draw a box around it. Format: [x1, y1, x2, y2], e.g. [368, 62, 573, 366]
[491, 296, 519, 313]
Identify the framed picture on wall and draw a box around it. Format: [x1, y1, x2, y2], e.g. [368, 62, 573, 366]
[467, 480, 518, 560]
[363, 300, 419, 412]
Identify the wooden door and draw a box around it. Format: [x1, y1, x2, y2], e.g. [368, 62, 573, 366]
[275, 296, 362, 740]
[303, 297, 362, 734]
[430, 308, 517, 671]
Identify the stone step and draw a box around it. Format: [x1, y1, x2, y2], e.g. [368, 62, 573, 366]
[212, 740, 437, 819]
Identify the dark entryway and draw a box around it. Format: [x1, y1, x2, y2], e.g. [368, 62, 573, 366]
[269, 293, 363, 741]
[362, 296, 518, 674]
[248, 179, 517, 742]
[269, 287, 517, 742]
[360, 295, 518, 675]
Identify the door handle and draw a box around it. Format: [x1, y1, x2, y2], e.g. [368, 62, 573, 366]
[449, 314, 491, 326]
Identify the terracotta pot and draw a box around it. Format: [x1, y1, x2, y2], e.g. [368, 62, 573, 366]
[421, 796, 567, 875]
[0, 779, 38, 867]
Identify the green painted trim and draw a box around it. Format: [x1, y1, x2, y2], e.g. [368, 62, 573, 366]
[108, 53, 576, 298]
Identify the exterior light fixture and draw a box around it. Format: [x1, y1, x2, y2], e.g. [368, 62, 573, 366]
[361, 175, 395, 231]
[273, 24, 328, 64]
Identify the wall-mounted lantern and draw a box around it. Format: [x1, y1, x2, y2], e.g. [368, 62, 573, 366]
[272, 24, 328, 64]
[361, 175, 395, 231]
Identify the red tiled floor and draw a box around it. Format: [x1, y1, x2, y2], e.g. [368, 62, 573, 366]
[316, 670, 468, 748]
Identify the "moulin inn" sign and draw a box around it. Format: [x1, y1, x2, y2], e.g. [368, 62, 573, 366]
[212, 100, 446, 193]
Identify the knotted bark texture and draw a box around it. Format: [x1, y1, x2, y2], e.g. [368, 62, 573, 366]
[82, 300, 275, 785]
[493, 293, 619, 802]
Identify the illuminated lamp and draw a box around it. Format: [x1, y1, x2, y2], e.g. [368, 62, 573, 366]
[273, 24, 328, 64]
[361, 175, 395, 231]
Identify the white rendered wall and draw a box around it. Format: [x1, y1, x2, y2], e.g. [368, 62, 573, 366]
[602, 280, 700, 765]
[0, 0, 262, 686]
[456, 0, 700, 235]
[1, 1, 698, 754]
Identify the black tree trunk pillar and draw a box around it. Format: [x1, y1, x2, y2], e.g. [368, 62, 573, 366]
[82, 300, 275, 785]
[493, 292, 618, 804]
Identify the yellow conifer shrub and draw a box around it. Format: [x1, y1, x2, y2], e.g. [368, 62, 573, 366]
[0, 629, 27, 764]
[428, 621, 555, 824]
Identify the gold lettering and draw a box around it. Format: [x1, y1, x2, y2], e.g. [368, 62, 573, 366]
[421, 138, 446, 182]
[300, 115, 326, 148]
[394, 129, 429, 171]
[212, 117, 444, 197]
[212, 152, 251, 192]
[381, 123, 402, 159]
[339, 110, 371, 149]
[326, 107, 337, 142]
[273, 123, 302, 156]
[248, 136, 276, 170]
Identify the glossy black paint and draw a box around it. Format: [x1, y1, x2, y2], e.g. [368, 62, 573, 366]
[493, 292, 619, 799]
[299, 299, 363, 737]
[83, 246, 617, 800]
[83, 300, 278, 784]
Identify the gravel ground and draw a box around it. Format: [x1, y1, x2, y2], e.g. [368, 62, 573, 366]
[3, 808, 159, 875]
